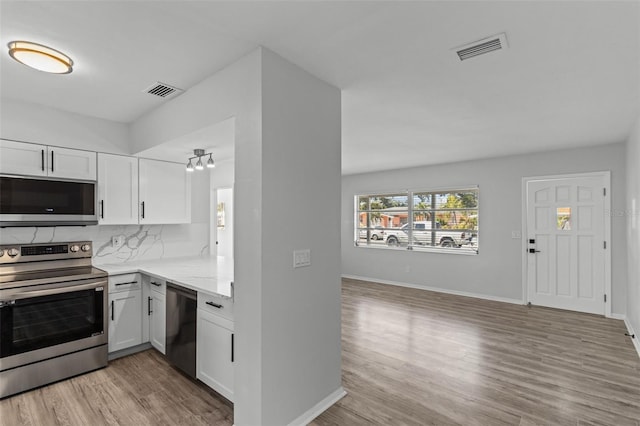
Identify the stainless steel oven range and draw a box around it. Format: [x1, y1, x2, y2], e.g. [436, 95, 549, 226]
[0, 241, 108, 398]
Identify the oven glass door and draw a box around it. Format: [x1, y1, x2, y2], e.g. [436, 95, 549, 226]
[0, 286, 105, 358]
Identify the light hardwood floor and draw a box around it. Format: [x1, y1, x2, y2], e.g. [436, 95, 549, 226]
[1, 278, 638, 425]
[313, 278, 640, 426]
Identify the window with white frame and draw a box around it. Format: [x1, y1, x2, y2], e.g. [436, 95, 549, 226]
[355, 188, 479, 254]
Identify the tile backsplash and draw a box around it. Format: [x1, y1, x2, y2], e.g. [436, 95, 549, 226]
[0, 223, 209, 265]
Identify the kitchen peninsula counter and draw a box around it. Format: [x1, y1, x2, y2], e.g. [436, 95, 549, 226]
[96, 255, 233, 298]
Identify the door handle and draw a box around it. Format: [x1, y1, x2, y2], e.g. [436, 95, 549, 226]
[100, 200, 104, 219]
[231, 333, 234, 363]
[111, 300, 114, 321]
[528, 248, 540, 253]
[51, 150, 54, 172]
[141, 201, 145, 219]
[41, 149, 45, 171]
[148, 296, 153, 315]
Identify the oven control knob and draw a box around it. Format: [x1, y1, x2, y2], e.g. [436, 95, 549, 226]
[7, 248, 19, 257]
[81, 244, 91, 252]
[0, 249, 4, 257]
[70, 245, 80, 253]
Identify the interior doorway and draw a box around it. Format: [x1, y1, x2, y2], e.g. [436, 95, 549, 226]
[213, 187, 234, 259]
[523, 172, 611, 316]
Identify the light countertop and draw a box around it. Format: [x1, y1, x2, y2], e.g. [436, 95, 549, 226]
[96, 255, 233, 299]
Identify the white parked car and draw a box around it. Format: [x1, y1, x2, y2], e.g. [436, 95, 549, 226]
[385, 221, 473, 247]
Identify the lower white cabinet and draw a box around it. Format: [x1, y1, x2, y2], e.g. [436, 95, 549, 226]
[108, 286, 142, 353]
[197, 308, 234, 401]
[149, 289, 166, 354]
[142, 275, 166, 354]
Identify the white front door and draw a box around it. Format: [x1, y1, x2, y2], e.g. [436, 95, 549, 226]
[525, 173, 609, 315]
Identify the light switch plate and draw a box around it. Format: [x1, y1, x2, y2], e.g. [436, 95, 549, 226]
[293, 249, 311, 268]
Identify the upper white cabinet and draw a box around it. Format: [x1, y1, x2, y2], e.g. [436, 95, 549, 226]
[48, 147, 96, 180]
[97, 153, 139, 225]
[0, 140, 46, 176]
[0, 139, 96, 180]
[139, 158, 191, 224]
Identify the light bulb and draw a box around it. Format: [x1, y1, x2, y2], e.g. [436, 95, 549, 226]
[195, 157, 204, 170]
[186, 159, 194, 172]
[206, 154, 215, 168]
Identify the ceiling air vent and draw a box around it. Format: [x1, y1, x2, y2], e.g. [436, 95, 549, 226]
[143, 82, 184, 99]
[454, 33, 508, 61]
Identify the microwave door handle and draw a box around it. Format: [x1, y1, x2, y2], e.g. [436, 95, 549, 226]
[2, 280, 106, 301]
[51, 150, 54, 173]
[41, 149, 45, 172]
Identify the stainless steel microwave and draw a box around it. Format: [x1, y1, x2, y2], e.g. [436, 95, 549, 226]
[0, 175, 97, 227]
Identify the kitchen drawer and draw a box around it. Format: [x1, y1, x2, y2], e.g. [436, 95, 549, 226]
[198, 292, 233, 321]
[108, 273, 141, 293]
[144, 275, 166, 294]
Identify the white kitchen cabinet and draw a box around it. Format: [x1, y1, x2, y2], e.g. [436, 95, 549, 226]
[48, 146, 96, 180]
[149, 288, 166, 354]
[138, 158, 191, 224]
[197, 308, 234, 401]
[97, 153, 138, 224]
[142, 275, 166, 354]
[0, 139, 46, 176]
[108, 274, 142, 353]
[0, 139, 96, 180]
[108, 289, 143, 353]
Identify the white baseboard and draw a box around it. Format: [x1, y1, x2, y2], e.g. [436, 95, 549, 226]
[342, 274, 523, 305]
[624, 318, 640, 359]
[609, 313, 626, 320]
[287, 386, 347, 426]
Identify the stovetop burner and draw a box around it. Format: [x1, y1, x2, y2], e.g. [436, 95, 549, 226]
[0, 241, 105, 289]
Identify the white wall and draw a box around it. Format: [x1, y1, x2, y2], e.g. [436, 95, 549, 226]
[0, 98, 130, 154]
[260, 48, 342, 425]
[342, 143, 628, 315]
[626, 116, 640, 350]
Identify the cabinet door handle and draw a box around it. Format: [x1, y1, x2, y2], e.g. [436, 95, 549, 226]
[141, 201, 145, 219]
[51, 150, 54, 172]
[148, 296, 152, 315]
[206, 301, 223, 309]
[100, 200, 104, 219]
[111, 300, 114, 321]
[231, 333, 234, 363]
[41, 149, 45, 171]
[150, 281, 162, 287]
[114, 281, 138, 286]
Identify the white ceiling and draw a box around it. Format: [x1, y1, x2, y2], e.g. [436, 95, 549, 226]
[1, 1, 638, 175]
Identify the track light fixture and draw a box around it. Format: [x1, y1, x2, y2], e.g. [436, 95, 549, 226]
[186, 149, 215, 172]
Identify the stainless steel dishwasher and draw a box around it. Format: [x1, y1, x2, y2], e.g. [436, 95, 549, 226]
[165, 282, 197, 379]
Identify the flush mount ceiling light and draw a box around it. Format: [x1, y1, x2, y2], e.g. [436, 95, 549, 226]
[8, 41, 73, 74]
[186, 149, 215, 172]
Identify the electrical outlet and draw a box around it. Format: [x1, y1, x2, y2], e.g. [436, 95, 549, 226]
[511, 231, 521, 239]
[293, 249, 311, 268]
[112, 235, 124, 248]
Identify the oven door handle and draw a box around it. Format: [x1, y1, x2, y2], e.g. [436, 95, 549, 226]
[1, 280, 106, 302]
